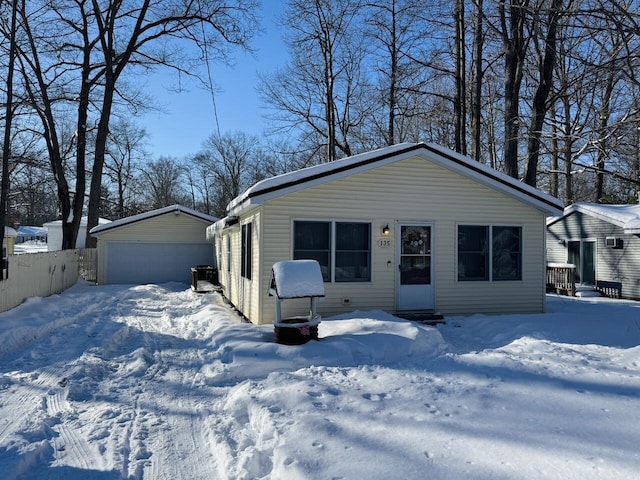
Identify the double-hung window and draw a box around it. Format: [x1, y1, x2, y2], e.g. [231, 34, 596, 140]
[293, 220, 371, 282]
[241, 222, 252, 280]
[458, 225, 522, 281]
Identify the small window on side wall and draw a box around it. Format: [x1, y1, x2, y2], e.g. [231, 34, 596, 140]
[241, 222, 252, 280]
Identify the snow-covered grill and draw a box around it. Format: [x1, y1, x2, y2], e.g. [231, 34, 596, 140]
[269, 260, 325, 345]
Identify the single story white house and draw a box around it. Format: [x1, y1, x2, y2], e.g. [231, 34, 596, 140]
[207, 143, 564, 325]
[547, 202, 640, 299]
[3, 226, 17, 257]
[44, 216, 111, 251]
[90, 205, 217, 285]
[16, 226, 48, 244]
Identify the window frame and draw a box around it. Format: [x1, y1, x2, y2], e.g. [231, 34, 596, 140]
[225, 234, 231, 273]
[292, 219, 373, 283]
[457, 224, 523, 282]
[241, 222, 253, 280]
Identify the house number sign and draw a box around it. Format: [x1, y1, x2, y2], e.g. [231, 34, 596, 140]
[378, 238, 392, 248]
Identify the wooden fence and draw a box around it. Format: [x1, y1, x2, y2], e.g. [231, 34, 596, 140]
[0, 249, 97, 314]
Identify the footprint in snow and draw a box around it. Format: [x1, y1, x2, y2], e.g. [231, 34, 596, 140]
[362, 393, 388, 401]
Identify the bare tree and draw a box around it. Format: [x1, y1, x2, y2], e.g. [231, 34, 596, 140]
[470, 0, 485, 162]
[364, 0, 430, 146]
[11, 0, 258, 249]
[104, 118, 147, 218]
[499, 0, 530, 179]
[523, 0, 563, 187]
[1, 0, 17, 274]
[139, 156, 186, 208]
[84, 0, 259, 247]
[196, 131, 263, 217]
[260, 0, 365, 162]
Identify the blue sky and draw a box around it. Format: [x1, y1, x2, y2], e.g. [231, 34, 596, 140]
[139, 3, 287, 159]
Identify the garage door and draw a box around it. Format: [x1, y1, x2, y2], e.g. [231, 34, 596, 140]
[104, 242, 213, 285]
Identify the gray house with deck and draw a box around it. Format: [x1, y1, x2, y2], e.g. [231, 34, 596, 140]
[546, 203, 640, 299]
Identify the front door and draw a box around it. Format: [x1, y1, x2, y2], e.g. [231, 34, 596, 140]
[397, 224, 434, 310]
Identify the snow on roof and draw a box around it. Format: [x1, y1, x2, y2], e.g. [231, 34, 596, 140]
[17, 226, 47, 237]
[90, 205, 218, 235]
[226, 142, 564, 216]
[44, 216, 111, 228]
[3, 227, 17, 237]
[552, 203, 640, 234]
[228, 143, 416, 212]
[270, 260, 325, 299]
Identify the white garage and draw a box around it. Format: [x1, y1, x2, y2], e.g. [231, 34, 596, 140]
[90, 205, 217, 285]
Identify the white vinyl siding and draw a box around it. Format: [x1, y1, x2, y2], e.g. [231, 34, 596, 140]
[217, 212, 261, 323]
[255, 155, 546, 324]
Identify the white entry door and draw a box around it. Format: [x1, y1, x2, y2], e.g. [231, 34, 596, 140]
[396, 224, 434, 311]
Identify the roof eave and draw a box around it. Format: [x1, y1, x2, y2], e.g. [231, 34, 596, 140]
[91, 205, 216, 236]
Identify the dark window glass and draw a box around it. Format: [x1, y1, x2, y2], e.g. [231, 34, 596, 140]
[241, 222, 252, 279]
[458, 225, 489, 281]
[492, 226, 521, 281]
[335, 222, 371, 282]
[293, 221, 331, 281]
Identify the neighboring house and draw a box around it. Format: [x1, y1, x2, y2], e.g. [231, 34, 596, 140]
[207, 142, 563, 325]
[16, 226, 48, 243]
[2, 227, 17, 280]
[44, 216, 111, 251]
[3, 226, 17, 256]
[547, 202, 640, 299]
[90, 205, 217, 285]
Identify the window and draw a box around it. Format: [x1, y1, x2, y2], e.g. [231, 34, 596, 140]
[458, 225, 522, 281]
[335, 222, 371, 282]
[293, 220, 371, 282]
[226, 235, 231, 273]
[492, 226, 521, 281]
[293, 221, 331, 281]
[241, 222, 252, 280]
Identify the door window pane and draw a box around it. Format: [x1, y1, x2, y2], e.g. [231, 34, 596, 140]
[400, 256, 430, 285]
[401, 226, 431, 254]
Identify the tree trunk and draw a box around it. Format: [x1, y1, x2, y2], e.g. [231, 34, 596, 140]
[470, 0, 484, 162]
[454, 0, 467, 155]
[562, 95, 574, 205]
[501, 0, 529, 179]
[387, 0, 397, 146]
[549, 101, 559, 198]
[595, 72, 615, 202]
[1, 0, 18, 278]
[524, 0, 562, 187]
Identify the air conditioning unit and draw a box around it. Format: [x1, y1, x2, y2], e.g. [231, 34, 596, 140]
[605, 236, 623, 248]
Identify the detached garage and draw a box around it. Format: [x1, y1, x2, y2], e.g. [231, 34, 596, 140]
[90, 205, 217, 285]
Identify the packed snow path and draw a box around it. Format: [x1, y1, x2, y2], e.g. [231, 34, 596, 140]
[0, 282, 639, 479]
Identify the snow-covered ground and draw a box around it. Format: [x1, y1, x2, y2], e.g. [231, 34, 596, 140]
[0, 282, 638, 480]
[12, 241, 48, 255]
